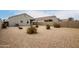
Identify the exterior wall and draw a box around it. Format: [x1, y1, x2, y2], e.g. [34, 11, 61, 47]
[33, 21, 54, 26]
[60, 20, 79, 28]
[33, 16, 59, 25]
[35, 16, 59, 23]
[7, 13, 33, 27]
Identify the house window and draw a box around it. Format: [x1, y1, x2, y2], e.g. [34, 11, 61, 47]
[44, 20, 49, 22]
[49, 19, 53, 22]
[44, 19, 53, 22]
[20, 20, 23, 23]
[27, 21, 29, 24]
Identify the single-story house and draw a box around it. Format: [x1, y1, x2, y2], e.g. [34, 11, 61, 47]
[7, 13, 33, 27]
[33, 16, 59, 25]
[7, 13, 59, 26]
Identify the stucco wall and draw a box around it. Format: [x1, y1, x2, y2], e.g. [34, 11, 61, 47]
[33, 22, 54, 26]
[8, 13, 33, 27]
[60, 20, 79, 28]
[35, 16, 59, 23]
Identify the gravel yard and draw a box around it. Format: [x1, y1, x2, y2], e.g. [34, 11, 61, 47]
[0, 26, 79, 48]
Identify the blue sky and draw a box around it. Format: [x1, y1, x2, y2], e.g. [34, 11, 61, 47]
[0, 10, 79, 20]
[0, 10, 18, 19]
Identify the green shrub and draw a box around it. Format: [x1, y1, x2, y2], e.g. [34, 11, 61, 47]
[46, 25, 50, 29]
[53, 23, 60, 28]
[27, 27, 37, 34]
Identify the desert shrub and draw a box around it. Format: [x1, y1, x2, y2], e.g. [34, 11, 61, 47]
[46, 24, 50, 29]
[35, 25, 38, 28]
[53, 23, 60, 28]
[68, 17, 74, 21]
[2, 23, 7, 29]
[27, 27, 37, 34]
[18, 26, 23, 29]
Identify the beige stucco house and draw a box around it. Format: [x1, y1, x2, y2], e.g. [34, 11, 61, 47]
[7, 13, 33, 27]
[35, 16, 59, 22]
[7, 13, 59, 26]
[33, 16, 59, 25]
[2, 13, 79, 28]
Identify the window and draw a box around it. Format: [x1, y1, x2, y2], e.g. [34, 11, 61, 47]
[27, 21, 29, 24]
[44, 20, 49, 22]
[44, 19, 53, 22]
[49, 19, 53, 22]
[20, 20, 23, 23]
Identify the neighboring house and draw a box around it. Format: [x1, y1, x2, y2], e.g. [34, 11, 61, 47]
[7, 13, 33, 27]
[33, 16, 59, 25]
[35, 16, 59, 22]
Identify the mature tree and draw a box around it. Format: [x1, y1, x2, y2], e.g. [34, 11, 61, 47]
[68, 17, 74, 21]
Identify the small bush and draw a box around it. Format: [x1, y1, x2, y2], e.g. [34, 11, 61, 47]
[53, 23, 60, 28]
[46, 25, 50, 29]
[27, 27, 37, 34]
[35, 25, 38, 28]
[2, 23, 7, 29]
[18, 26, 23, 29]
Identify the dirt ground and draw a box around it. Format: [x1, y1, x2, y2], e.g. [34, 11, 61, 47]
[0, 26, 79, 48]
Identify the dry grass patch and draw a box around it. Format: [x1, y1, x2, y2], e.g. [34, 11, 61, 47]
[0, 26, 79, 48]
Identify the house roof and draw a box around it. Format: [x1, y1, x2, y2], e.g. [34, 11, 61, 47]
[8, 13, 33, 19]
[35, 16, 56, 19]
[34, 16, 57, 21]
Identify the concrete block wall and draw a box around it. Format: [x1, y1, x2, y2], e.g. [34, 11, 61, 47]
[60, 21, 79, 28]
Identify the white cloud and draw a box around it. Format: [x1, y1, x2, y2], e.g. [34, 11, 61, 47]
[54, 10, 79, 19]
[17, 10, 51, 18]
[17, 10, 79, 20]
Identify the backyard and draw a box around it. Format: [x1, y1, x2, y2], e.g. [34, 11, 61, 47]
[0, 26, 79, 48]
